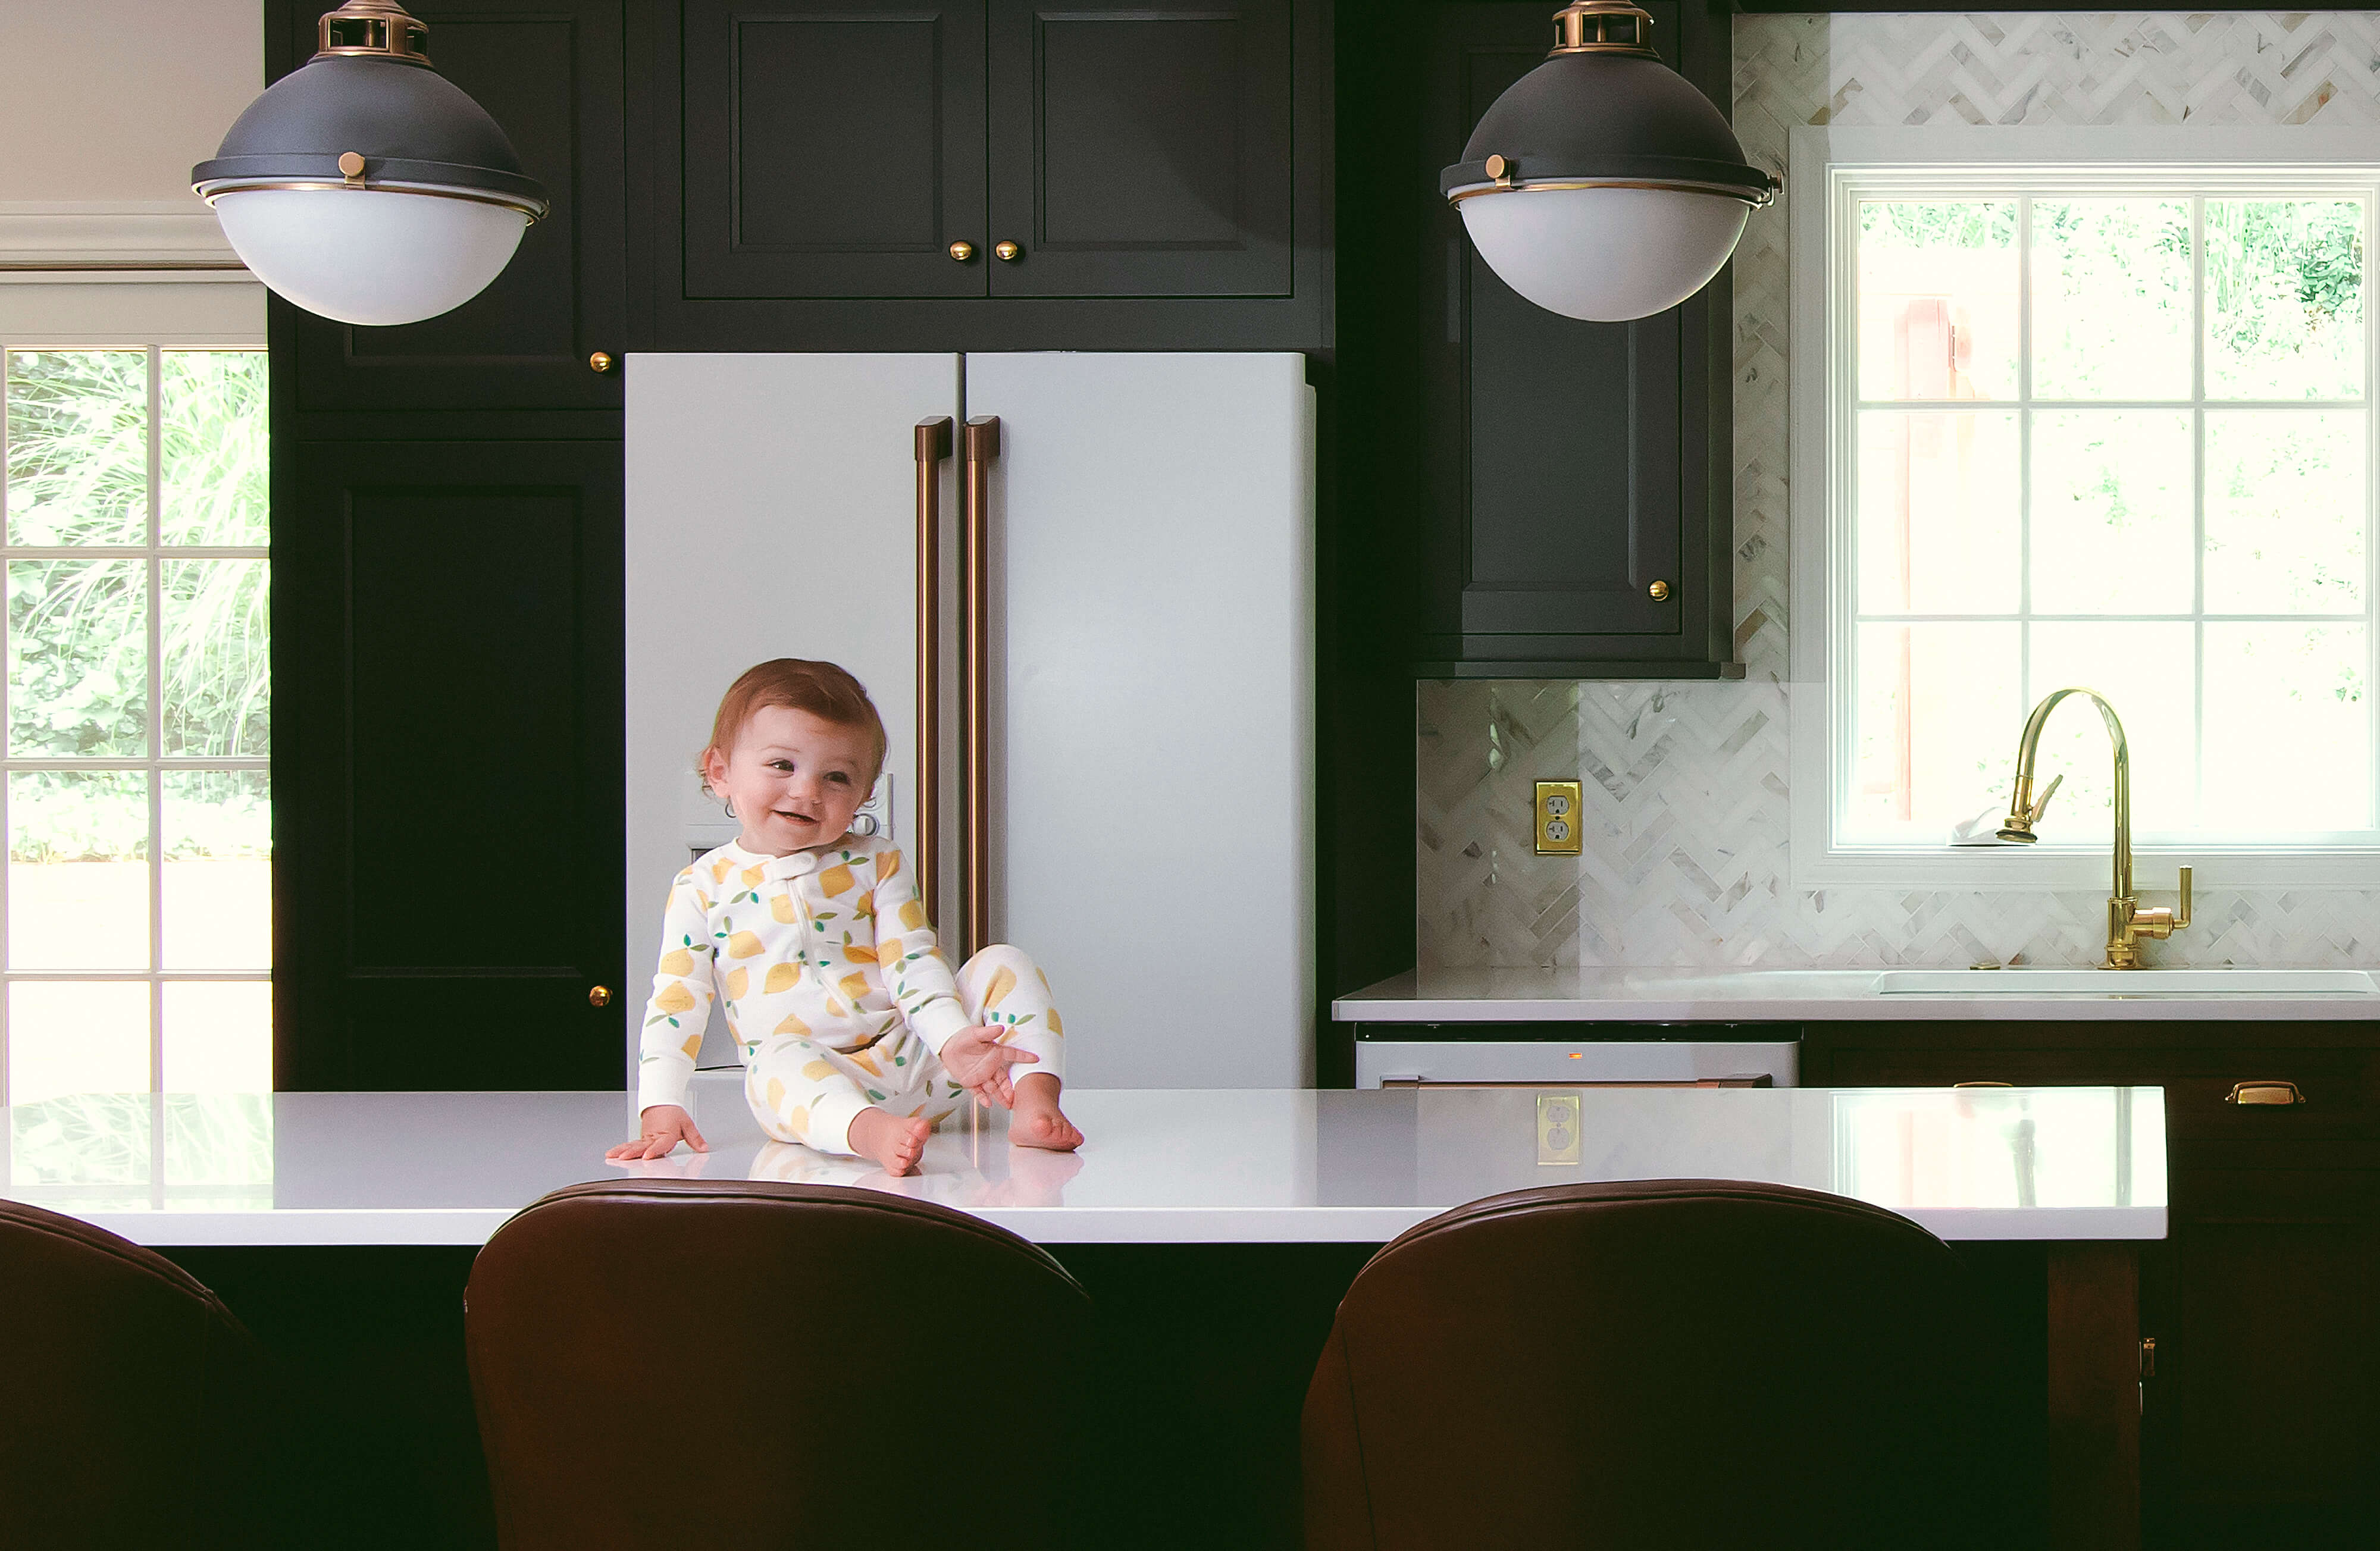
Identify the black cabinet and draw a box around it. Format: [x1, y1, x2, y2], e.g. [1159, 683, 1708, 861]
[681, 0, 987, 302]
[632, 0, 1330, 349]
[1408, 0, 1734, 676]
[1805, 1023, 2380, 1549]
[273, 439, 626, 1091]
[267, 7, 629, 1089]
[2146, 1165, 2380, 1548]
[985, 0, 1297, 299]
[265, 0, 628, 439]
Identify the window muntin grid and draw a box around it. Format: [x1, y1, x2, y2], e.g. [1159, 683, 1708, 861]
[1, 346, 271, 1117]
[1836, 179, 2376, 853]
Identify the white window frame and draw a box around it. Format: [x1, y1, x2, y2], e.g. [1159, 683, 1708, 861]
[0, 273, 268, 1108]
[1790, 126, 2380, 889]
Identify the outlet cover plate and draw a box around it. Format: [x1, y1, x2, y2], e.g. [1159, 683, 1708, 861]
[1534, 779, 1583, 856]
[1537, 1093, 1582, 1165]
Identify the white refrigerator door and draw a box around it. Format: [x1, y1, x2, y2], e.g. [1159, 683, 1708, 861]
[968, 352, 1316, 1089]
[624, 353, 959, 1074]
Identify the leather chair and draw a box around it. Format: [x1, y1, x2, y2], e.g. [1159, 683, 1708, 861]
[1303, 1179, 2021, 1550]
[465, 1178, 1092, 1551]
[0, 1200, 273, 1549]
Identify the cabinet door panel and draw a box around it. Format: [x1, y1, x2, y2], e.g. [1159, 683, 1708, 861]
[2145, 1168, 2380, 1547]
[275, 441, 625, 1089]
[272, 0, 627, 417]
[1463, 272, 1679, 634]
[987, 0, 1294, 297]
[682, 0, 987, 299]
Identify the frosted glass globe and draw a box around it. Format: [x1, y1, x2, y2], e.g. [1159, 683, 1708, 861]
[1458, 184, 1750, 322]
[211, 186, 528, 327]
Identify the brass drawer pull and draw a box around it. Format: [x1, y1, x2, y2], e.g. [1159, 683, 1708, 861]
[2225, 1080, 2306, 1106]
[1954, 1081, 2013, 1088]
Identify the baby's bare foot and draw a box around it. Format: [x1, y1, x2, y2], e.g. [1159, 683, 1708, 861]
[848, 1107, 932, 1176]
[1009, 1075, 1083, 1152]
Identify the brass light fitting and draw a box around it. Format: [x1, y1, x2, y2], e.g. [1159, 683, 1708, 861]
[315, 0, 433, 63]
[1998, 687, 2192, 970]
[1549, 0, 1660, 57]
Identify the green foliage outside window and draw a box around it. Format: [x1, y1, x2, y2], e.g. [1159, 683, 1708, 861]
[5, 349, 270, 861]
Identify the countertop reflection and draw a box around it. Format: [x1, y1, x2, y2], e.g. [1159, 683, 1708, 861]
[0, 1075, 2165, 1246]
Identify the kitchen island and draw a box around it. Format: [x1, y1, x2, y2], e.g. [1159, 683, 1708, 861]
[3, 1078, 2163, 1550]
[1, 1073, 2163, 1247]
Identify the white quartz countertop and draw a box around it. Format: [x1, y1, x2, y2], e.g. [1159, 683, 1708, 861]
[1335, 966, 2380, 1023]
[1, 1074, 2165, 1246]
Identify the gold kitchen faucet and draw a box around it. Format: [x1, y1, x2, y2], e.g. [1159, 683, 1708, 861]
[1996, 687, 2191, 970]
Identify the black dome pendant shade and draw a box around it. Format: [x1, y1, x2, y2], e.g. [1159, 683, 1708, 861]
[191, 2, 549, 326]
[1442, 1, 1777, 321]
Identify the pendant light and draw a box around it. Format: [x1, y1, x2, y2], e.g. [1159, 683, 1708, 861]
[1442, 0, 1776, 323]
[191, 1, 549, 327]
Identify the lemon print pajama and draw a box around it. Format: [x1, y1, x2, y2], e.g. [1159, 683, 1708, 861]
[635, 834, 1065, 1157]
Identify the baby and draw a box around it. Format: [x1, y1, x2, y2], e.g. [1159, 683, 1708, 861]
[609, 659, 1083, 1176]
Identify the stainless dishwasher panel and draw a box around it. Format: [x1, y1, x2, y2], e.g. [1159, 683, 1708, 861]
[1354, 1038, 1798, 1089]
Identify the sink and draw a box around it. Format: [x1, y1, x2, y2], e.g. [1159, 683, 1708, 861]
[1874, 969, 2380, 995]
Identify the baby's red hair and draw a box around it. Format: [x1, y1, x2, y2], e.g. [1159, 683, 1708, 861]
[700, 659, 887, 789]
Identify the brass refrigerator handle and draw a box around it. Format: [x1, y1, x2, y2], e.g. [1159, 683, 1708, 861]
[913, 417, 953, 930]
[962, 415, 1001, 958]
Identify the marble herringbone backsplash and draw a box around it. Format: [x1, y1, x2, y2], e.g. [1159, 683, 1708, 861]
[1419, 12, 2380, 972]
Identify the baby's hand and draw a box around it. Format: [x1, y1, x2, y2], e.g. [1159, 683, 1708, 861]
[940, 1026, 1039, 1110]
[607, 1104, 709, 1161]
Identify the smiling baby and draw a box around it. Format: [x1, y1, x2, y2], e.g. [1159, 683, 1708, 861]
[610, 659, 1082, 1175]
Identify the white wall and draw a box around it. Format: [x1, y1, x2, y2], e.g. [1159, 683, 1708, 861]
[0, 2, 265, 342]
[0, 1, 261, 204]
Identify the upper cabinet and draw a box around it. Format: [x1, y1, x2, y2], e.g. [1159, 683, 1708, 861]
[1404, 0, 1736, 678]
[632, 0, 1330, 350]
[985, 0, 1296, 300]
[265, 0, 629, 438]
[679, 0, 988, 302]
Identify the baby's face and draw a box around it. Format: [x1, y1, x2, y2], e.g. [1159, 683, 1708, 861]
[708, 705, 875, 856]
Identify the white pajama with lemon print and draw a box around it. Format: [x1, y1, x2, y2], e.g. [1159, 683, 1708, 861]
[635, 834, 1064, 1157]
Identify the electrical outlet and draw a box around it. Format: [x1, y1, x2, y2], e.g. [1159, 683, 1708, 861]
[1537, 1093, 1582, 1165]
[1534, 779, 1583, 856]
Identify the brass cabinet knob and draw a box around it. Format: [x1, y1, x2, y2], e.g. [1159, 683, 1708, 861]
[588, 351, 614, 373]
[1648, 579, 1671, 601]
[948, 240, 975, 262]
[994, 240, 1022, 261]
[588, 985, 613, 1008]
[2226, 1080, 2306, 1105]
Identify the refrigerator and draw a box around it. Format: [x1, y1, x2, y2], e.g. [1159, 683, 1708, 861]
[624, 353, 1315, 1090]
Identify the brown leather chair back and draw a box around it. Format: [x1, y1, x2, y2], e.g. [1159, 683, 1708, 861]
[466, 1178, 1092, 1551]
[1304, 1179, 2018, 1550]
[0, 1200, 272, 1548]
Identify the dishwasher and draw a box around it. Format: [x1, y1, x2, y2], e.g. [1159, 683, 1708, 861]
[1351, 1023, 1799, 1089]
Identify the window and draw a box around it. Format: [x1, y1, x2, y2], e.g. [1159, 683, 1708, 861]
[1793, 129, 2380, 884]
[2, 346, 271, 1119]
